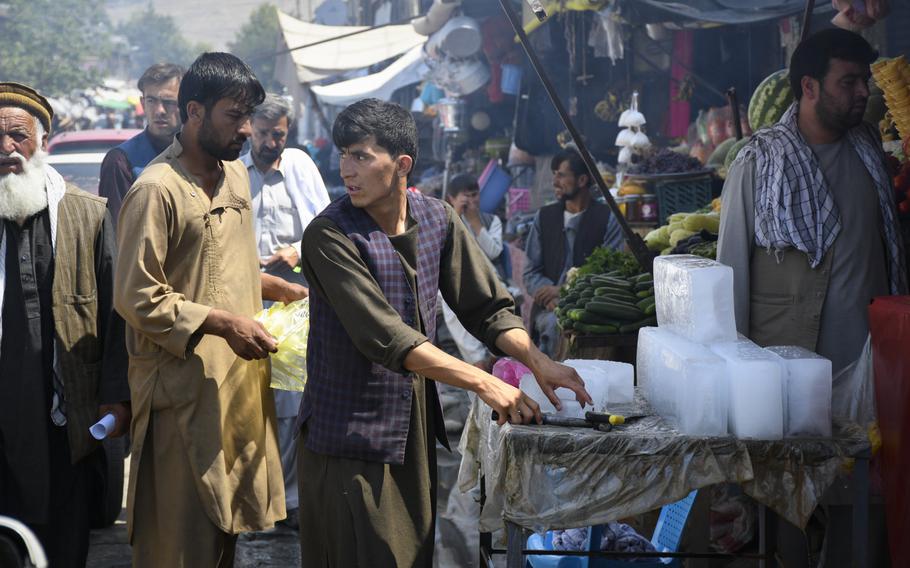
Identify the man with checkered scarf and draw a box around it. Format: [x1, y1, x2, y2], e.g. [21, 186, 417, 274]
[718, 29, 902, 566]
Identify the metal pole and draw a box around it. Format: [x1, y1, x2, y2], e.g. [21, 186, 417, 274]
[497, 0, 653, 271]
[800, 0, 817, 42]
[727, 88, 744, 141]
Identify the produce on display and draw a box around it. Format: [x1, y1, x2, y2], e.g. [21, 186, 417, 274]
[747, 69, 793, 131]
[616, 91, 649, 165]
[555, 249, 655, 336]
[643, 209, 721, 258]
[871, 55, 910, 140]
[628, 148, 704, 175]
[723, 136, 752, 171]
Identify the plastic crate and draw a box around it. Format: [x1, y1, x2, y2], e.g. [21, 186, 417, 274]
[628, 171, 713, 225]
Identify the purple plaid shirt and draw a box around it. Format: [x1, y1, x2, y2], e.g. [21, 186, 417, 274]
[300, 191, 448, 464]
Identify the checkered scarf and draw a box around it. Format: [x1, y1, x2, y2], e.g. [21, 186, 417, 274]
[739, 102, 907, 295]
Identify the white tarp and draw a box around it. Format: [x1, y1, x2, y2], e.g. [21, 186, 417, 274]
[310, 44, 427, 106]
[277, 11, 427, 83]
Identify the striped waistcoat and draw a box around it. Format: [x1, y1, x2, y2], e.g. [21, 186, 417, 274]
[300, 191, 448, 464]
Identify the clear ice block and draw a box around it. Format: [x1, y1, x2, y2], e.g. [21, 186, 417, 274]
[653, 255, 738, 344]
[710, 339, 784, 440]
[766, 346, 833, 437]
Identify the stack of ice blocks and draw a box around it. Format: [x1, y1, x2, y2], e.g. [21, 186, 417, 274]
[635, 255, 833, 439]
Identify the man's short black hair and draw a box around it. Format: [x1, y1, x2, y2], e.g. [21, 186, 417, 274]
[137, 62, 185, 94]
[446, 173, 479, 198]
[332, 98, 418, 169]
[789, 29, 878, 100]
[177, 52, 265, 123]
[551, 148, 590, 180]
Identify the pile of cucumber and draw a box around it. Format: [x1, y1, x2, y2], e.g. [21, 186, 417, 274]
[555, 271, 656, 335]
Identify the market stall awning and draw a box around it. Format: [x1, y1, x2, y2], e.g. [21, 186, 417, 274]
[310, 44, 428, 107]
[628, 0, 833, 24]
[277, 10, 427, 84]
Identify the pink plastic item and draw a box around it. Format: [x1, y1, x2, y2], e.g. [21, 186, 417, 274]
[492, 357, 532, 388]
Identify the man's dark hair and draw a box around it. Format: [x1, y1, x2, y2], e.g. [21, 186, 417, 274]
[137, 62, 185, 93]
[551, 148, 590, 181]
[332, 98, 418, 170]
[789, 29, 878, 100]
[446, 173, 479, 198]
[177, 52, 265, 123]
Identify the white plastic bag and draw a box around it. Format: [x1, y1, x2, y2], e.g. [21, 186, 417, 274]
[254, 298, 309, 391]
[831, 334, 876, 425]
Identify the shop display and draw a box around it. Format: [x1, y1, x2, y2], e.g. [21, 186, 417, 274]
[628, 148, 704, 175]
[872, 55, 910, 140]
[643, 208, 720, 258]
[747, 69, 793, 131]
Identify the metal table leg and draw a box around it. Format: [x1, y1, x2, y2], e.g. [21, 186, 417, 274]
[852, 450, 870, 568]
[506, 521, 526, 568]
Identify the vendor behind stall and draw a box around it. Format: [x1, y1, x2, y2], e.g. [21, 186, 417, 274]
[523, 147, 624, 356]
[717, 28, 903, 566]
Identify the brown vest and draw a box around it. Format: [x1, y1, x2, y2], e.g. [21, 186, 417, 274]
[51, 185, 108, 463]
[749, 245, 833, 351]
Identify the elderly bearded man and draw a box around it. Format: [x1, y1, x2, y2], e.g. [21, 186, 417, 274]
[0, 82, 130, 568]
[114, 53, 303, 567]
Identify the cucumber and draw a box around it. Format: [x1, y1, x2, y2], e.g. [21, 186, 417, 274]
[559, 319, 575, 330]
[619, 316, 658, 334]
[632, 272, 653, 284]
[585, 299, 644, 321]
[634, 280, 654, 292]
[574, 321, 619, 335]
[579, 289, 595, 299]
[594, 286, 637, 300]
[595, 294, 638, 308]
[567, 308, 586, 321]
[636, 297, 655, 311]
[577, 309, 619, 326]
[591, 276, 633, 289]
[636, 288, 654, 299]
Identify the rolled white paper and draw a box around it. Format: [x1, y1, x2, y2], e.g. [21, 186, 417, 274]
[90, 413, 116, 440]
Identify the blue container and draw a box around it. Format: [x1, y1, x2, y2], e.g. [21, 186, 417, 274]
[478, 160, 512, 213]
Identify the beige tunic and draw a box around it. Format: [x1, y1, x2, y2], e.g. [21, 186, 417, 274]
[114, 137, 285, 539]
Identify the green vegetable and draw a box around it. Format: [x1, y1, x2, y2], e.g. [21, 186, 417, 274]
[619, 316, 658, 334]
[748, 69, 793, 131]
[574, 322, 619, 335]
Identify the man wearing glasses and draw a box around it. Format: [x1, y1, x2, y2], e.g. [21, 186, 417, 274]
[99, 63, 184, 226]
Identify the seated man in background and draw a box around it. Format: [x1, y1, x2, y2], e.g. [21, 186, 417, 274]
[523, 148, 624, 357]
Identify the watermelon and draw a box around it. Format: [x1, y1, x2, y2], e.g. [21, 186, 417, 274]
[748, 69, 793, 131]
[707, 137, 736, 167]
[724, 136, 752, 171]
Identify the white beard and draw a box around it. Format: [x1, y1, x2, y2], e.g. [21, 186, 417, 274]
[0, 149, 49, 221]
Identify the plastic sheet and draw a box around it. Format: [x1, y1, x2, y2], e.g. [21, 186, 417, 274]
[458, 388, 868, 534]
[254, 298, 309, 392]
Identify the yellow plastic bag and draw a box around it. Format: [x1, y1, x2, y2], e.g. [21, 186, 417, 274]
[254, 298, 309, 391]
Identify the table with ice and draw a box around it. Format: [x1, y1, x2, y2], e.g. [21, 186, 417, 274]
[519, 360, 633, 419]
[637, 327, 728, 436]
[710, 339, 784, 440]
[766, 346, 833, 437]
[653, 255, 738, 344]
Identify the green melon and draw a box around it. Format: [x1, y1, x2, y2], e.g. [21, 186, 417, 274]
[724, 136, 752, 171]
[748, 69, 793, 131]
[707, 137, 736, 167]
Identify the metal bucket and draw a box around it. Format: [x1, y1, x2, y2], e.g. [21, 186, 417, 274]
[437, 98, 465, 132]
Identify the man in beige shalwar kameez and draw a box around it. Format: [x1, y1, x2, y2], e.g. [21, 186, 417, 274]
[114, 53, 302, 567]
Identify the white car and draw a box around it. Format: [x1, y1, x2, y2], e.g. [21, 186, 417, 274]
[46, 152, 105, 195]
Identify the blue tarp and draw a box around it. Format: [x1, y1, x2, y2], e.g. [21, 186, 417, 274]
[630, 0, 834, 24]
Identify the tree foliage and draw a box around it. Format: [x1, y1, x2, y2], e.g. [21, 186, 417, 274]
[117, 6, 210, 79]
[0, 0, 112, 96]
[228, 4, 282, 91]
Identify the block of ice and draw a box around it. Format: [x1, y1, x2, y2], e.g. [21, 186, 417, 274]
[766, 346, 833, 437]
[563, 359, 634, 408]
[636, 327, 728, 436]
[710, 339, 783, 440]
[519, 373, 587, 418]
[653, 255, 738, 344]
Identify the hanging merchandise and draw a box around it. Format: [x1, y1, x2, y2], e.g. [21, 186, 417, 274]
[615, 91, 649, 166]
[589, 1, 624, 64]
[425, 15, 490, 97]
[831, 0, 890, 31]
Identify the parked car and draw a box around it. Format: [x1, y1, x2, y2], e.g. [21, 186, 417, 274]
[47, 128, 141, 155]
[46, 152, 105, 195]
